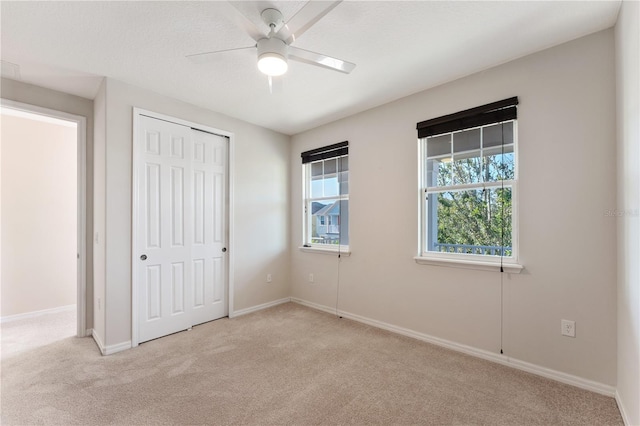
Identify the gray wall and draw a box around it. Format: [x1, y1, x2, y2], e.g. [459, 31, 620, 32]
[290, 29, 617, 387]
[1, 78, 94, 330]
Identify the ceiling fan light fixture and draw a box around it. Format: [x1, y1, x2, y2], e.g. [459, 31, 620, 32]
[258, 52, 288, 76]
[257, 37, 288, 76]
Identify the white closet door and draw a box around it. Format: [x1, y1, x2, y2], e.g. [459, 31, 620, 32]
[190, 130, 228, 326]
[136, 116, 228, 344]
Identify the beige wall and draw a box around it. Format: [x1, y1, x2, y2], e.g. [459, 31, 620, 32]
[1, 78, 93, 328]
[290, 30, 617, 387]
[95, 78, 290, 347]
[1, 114, 77, 316]
[615, 1, 640, 424]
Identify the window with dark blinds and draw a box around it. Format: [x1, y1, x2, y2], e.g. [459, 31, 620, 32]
[417, 98, 519, 264]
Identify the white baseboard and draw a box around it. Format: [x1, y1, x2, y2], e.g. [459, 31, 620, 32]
[0, 304, 76, 323]
[91, 329, 131, 356]
[104, 340, 132, 355]
[291, 298, 338, 316]
[230, 297, 291, 318]
[291, 297, 616, 397]
[92, 329, 106, 355]
[615, 390, 632, 426]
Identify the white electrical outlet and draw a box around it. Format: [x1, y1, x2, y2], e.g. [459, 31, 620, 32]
[561, 319, 576, 337]
[309, 273, 314, 283]
[266, 274, 272, 283]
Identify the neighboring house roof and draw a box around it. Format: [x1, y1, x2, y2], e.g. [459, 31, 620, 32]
[311, 202, 326, 214]
[313, 201, 340, 216]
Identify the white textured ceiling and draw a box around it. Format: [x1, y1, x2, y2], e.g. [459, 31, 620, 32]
[1, 1, 621, 135]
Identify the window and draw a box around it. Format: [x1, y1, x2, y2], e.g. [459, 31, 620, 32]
[302, 142, 349, 249]
[417, 97, 519, 267]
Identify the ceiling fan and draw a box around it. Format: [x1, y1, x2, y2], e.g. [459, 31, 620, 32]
[187, 1, 356, 80]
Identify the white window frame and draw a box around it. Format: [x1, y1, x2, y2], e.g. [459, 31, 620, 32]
[416, 121, 522, 273]
[302, 155, 350, 253]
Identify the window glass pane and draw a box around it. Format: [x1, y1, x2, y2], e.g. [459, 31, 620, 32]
[483, 146, 514, 181]
[339, 171, 349, 194]
[426, 134, 451, 158]
[323, 176, 339, 197]
[452, 155, 482, 185]
[310, 199, 344, 245]
[339, 156, 349, 172]
[310, 200, 326, 214]
[311, 178, 323, 198]
[427, 187, 512, 256]
[426, 158, 452, 187]
[324, 158, 337, 174]
[338, 200, 349, 245]
[483, 121, 514, 148]
[311, 161, 323, 177]
[453, 128, 480, 153]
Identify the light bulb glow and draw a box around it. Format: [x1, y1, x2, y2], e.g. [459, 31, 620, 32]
[258, 53, 288, 76]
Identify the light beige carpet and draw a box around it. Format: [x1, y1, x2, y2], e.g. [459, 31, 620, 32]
[1, 308, 76, 359]
[1, 302, 622, 425]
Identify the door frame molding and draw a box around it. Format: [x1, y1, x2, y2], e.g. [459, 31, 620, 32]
[0, 98, 88, 338]
[131, 108, 234, 347]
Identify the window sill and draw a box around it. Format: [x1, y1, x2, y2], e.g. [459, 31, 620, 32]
[299, 246, 351, 256]
[414, 256, 523, 273]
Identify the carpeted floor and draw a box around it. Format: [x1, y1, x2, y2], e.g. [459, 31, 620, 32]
[1, 302, 623, 425]
[1, 308, 76, 359]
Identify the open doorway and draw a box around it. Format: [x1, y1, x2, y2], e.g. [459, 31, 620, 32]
[0, 100, 86, 357]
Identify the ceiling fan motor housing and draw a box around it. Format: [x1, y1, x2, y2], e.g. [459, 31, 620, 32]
[257, 37, 288, 60]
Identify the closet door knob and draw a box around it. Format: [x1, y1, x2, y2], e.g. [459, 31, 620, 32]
[222, 248, 227, 253]
[140, 254, 147, 260]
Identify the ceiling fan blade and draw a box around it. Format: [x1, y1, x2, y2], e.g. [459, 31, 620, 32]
[186, 46, 255, 64]
[277, 1, 342, 45]
[268, 75, 284, 94]
[222, 2, 266, 42]
[288, 46, 355, 74]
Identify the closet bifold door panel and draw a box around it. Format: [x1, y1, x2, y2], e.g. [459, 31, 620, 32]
[190, 129, 228, 327]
